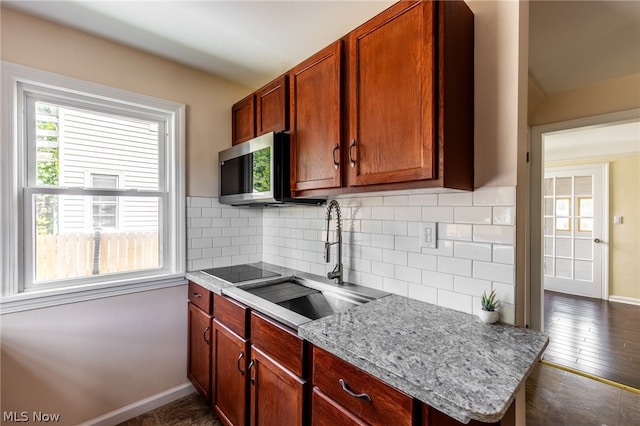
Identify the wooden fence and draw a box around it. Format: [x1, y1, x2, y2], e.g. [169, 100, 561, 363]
[36, 231, 159, 282]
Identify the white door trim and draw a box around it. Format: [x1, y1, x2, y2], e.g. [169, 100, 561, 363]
[528, 108, 640, 332]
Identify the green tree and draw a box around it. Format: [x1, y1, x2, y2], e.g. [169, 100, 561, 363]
[35, 103, 59, 235]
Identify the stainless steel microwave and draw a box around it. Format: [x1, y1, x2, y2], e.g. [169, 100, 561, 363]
[218, 132, 324, 206]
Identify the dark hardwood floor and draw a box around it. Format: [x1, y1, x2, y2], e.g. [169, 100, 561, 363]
[543, 290, 640, 390]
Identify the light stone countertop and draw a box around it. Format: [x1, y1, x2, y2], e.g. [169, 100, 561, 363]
[298, 294, 549, 424]
[186, 264, 548, 424]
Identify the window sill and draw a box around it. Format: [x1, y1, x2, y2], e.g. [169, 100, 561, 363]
[0, 274, 187, 314]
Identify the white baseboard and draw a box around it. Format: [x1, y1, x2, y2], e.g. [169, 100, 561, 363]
[79, 383, 197, 426]
[609, 295, 640, 306]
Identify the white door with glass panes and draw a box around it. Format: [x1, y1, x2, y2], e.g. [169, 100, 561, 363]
[543, 164, 608, 299]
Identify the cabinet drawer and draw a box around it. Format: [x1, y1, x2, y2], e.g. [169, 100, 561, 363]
[312, 346, 413, 426]
[251, 311, 305, 377]
[214, 293, 249, 338]
[188, 281, 212, 314]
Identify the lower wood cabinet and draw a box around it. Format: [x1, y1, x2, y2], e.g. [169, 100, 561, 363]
[213, 293, 250, 426]
[187, 302, 212, 400]
[249, 346, 305, 425]
[311, 345, 413, 426]
[189, 291, 516, 426]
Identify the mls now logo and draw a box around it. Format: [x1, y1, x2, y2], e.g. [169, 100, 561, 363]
[3, 412, 61, 423]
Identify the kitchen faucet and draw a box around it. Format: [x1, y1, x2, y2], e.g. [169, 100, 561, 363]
[324, 200, 343, 284]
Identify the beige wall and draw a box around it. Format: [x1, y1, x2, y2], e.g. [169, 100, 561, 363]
[529, 73, 640, 126]
[1, 6, 250, 197]
[1, 6, 247, 424]
[547, 155, 640, 301]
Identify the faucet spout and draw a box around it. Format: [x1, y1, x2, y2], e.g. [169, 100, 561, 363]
[324, 200, 343, 284]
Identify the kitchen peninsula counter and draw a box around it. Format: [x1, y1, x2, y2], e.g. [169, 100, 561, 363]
[298, 294, 548, 424]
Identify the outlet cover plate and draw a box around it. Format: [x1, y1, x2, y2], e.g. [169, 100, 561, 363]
[421, 222, 437, 249]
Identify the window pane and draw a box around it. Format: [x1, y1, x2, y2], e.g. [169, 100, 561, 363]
[34, 101, 160, 190]
[33, 193, 161, 283]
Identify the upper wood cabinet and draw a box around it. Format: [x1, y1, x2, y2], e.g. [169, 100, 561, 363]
[289, 41, 343, 192]
[346, 0, 435, 187]
[231, 75, 289, 146]
[232, 94, 255, 146]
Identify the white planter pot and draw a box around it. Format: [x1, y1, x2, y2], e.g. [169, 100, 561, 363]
[479, 309, 499, 324]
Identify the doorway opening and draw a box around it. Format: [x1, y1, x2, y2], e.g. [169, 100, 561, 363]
[529, 109, 640, 390]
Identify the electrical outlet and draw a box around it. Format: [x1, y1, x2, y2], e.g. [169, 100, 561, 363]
[421, 222, 437, 249]
[614, 216, 623, 225]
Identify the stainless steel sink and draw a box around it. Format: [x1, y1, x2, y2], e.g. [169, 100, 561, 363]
[223, 276, 388, 330]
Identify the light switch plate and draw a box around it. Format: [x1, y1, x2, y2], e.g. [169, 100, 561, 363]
[614, 215, 623, 225]
[421, 222, 437, 248]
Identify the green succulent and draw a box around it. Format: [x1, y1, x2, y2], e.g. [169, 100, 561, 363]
[481, 289, 500, 312]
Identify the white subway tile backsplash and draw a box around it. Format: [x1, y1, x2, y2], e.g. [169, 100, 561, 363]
[453, 241, 492, 261]
[383, 221, 408, 236]
[473, 186, 515, 206]
[438, 223, 473, 241]
[493, 245, 515, 265]
[187, 187, 516, 323]
[395, 265, 422, 284]
[438, 192, 473, 206]
[395, 206, 422, 221]
[453, 276, 491, 297]
[407, 283, 438, 304]
[438, 257, 472, 277]
[383, 248, 407, 266]
[395, 236, 421, 253]
[382, 277, 409, 296]
[371, 234, 395, 249]
[454, 207, 492, 224]
[422, 270, 454, 290]
[372, 206, 395, 220]
[422, 206, 454, 222]
[437, 289, 473, 314]
[473, 225, 515, 245]
[408, 252, 438, 271]
[473, 261, 514, 284]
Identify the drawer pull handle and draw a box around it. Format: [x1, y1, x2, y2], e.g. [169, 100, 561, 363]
[339, 379, 371, 402]
[192, 292, 202, 299]
[203, 326, 210, 345]
[237, 351, 245, 376]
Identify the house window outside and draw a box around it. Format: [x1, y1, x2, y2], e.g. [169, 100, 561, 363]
[90, 173, 119, 230]
[1, 62, 185, 309]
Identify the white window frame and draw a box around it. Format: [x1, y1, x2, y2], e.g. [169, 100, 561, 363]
[1, 62, 186, 313]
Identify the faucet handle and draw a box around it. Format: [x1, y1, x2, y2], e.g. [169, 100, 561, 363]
[324, 242, 331, 263]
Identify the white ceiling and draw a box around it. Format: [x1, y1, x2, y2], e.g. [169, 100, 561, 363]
[4, 0, 395, 89]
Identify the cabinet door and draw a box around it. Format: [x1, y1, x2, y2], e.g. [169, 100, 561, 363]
[187, 302, 212, 401]
[256, 75, 288, 136]
[311, 387, 367, 426]
[232, 94, 255, 145]
[347, 0, 436, 186]
[290, 40, 342, 192]
[213, 319, 249, 426]
[249, 346, 305, 426]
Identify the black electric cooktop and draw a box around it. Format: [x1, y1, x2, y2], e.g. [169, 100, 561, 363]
[201, 264, 280, 283]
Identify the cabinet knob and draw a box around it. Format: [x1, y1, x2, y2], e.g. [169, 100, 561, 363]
[349, 140, 357, 168]
[594, 238, 601, 243]
[332, 144, 340, 170]
[339, 378, 371, 402]
[192, 292, 202, 299]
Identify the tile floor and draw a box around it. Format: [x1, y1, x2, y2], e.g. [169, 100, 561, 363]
[119, 363, 640, 425]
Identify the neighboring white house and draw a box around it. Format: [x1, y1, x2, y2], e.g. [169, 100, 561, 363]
[51, 106, 160, 233]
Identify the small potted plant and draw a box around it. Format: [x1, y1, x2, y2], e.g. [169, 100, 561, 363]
[479, 289, 500, 324]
